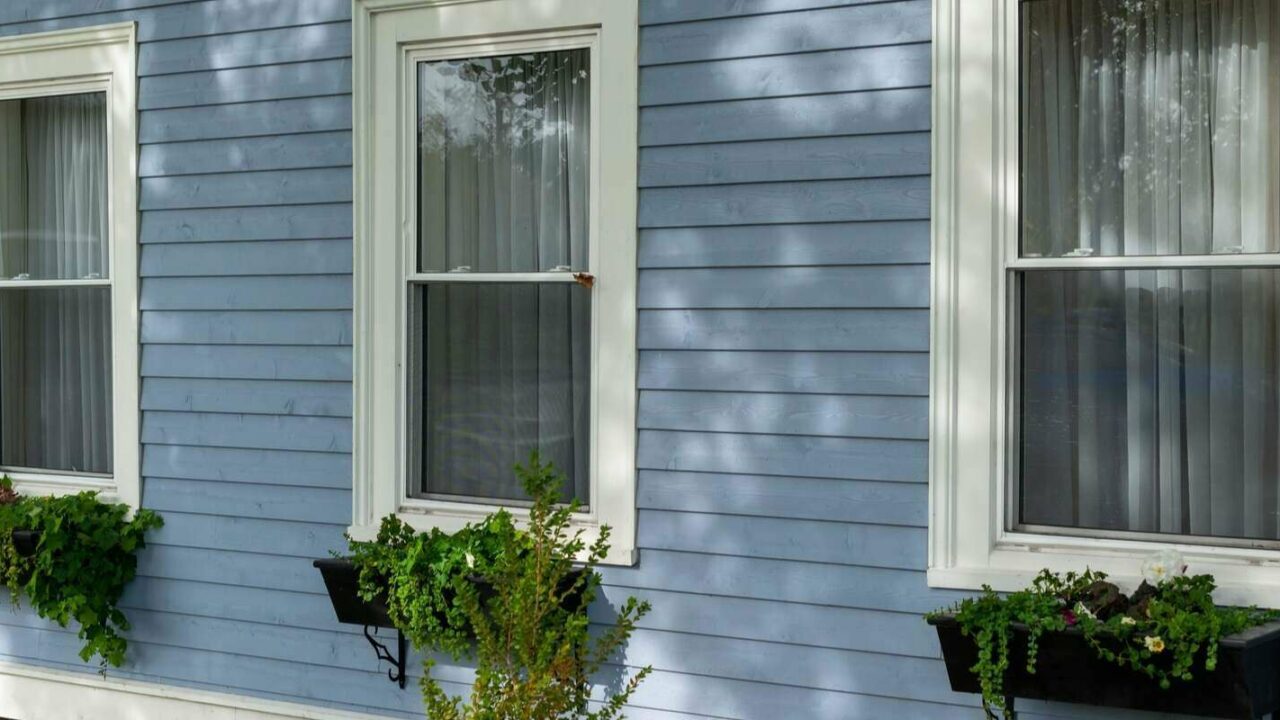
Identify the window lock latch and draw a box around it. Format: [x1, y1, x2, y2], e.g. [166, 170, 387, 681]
[448, 265, 472, 273]
[549, 265, 594, 288]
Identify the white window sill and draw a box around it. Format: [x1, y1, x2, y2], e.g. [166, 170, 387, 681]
[7, 469, 118, 500]
[929, 530, 1280, 608]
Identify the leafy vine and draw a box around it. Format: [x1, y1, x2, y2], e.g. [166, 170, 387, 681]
[0, 477, 163, 667]
[348, 455, 651, 719]
[929, 561, 1277, 719]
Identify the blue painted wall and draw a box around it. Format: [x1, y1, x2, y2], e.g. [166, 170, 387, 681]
[0, 1, 1204, 719]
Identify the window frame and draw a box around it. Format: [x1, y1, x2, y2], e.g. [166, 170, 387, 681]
[403, 31, 599, 508]
[352, 0, 639, 565]
[929, 0, 1280, 605]
[0, 23, 139, 507]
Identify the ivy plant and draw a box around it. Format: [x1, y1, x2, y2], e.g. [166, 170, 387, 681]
[928, 562, 1277, 720]
[349, 455, 652, 719]
[0, 477, 163, 667]
[350, 509, 527, 660]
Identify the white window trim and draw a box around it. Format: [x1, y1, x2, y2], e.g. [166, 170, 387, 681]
[929, 0, 1280, 605]
[351, 0, 639, 565]
[0, 23, 139, 509]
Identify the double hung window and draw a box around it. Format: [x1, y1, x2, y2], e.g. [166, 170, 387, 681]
[0, 25, 138, 504]
[353, 0, 638, 564]
[931, 0, 1280, 601]
[411, 47, 593, 506]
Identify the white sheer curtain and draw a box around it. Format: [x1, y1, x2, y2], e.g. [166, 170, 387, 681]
[0, 93, 112, 474]
[413, 51, 591, 503]
[1020, 0, 1280, 539]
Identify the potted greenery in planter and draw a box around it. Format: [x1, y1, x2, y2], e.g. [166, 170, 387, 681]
[315, 455, 652, 718]
[928, 551, 1280, 720]
[0, 477, 163, 667]
[313, 512, 588, 639]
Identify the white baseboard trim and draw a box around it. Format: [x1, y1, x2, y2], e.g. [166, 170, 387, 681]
[0, 661, 400, 720]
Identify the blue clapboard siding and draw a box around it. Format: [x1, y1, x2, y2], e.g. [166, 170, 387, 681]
[142, 344, 353, 382]
[638, 350, 930, 395]
[140, 204, 354, 242]
[141, 239, 354, 276]
[139, 22, 351, 74]
[0, 6, 393, 716]
[640, 0, 897, 25]
[640, 87, 931, 145]
[640, 44, 930, 105]
[639, 132, 931, 186]
[0, 2, 1165, 720]
[0, 0, 350, 41]
[638, 266, 928, 308]
[640, 1, 930, 64]
[139, 132, 353, 176]
[141, 97, 353, 143]
[623, 5, 970, 715]
[139, 58, 352, 109]
[639, 221, 930, 266]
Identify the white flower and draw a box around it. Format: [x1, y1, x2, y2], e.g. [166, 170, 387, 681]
[1120, 616, 1137, 626]
[464, 552, 475, 569]
[1141, 549, 1187, 585]
[1143, 636, 1165, 653]
[1074, 602, 1096, 620]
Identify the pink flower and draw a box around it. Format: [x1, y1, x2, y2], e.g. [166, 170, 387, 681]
[1062, 608, 1078, 626]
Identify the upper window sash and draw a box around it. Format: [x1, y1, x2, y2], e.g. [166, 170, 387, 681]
[404, 31, 599, 280]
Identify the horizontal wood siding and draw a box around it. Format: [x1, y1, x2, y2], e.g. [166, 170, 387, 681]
[621, 4, 964, 714]
[0, 3, 403, 718]
[0, 2, 1155, 719]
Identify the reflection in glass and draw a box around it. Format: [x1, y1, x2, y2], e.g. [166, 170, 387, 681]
[0, 288, 112, 474]
[0, 93, 109, 279]
[1020, 0, 1279, 257]
[410, 283, 590, 504]
[1019, 268, 1280, 541]
[417, 50, 590, 273]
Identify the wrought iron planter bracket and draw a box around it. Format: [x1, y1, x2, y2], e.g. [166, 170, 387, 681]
[362, 625, 407, 688]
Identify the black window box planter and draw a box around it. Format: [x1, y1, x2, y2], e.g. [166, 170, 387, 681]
[312, 557, 590, 630]
[929, 613, 1280, 719]
[313, 557, 395, 628]
[313, 556, 591, 689]
[11, 530, 39, 558]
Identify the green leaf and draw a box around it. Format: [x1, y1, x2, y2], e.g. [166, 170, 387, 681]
[0, 489, 161, 666]
[352, 452, 650, 718]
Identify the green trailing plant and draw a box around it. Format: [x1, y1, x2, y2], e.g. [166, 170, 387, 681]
[349, 455, 652, 719]
[350, 509, 527, 659]
[0, 477, 163, 667]
[928, 560, 1277, 720]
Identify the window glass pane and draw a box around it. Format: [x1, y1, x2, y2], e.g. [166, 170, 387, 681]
[1018, 268, 1280, 541]
[409, 283, 590, 504]
[0, 287, 111, 474]
[1020, 1, 1278, 257]
[0, 93, 109, 279]
[417, 50, 590, 273]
